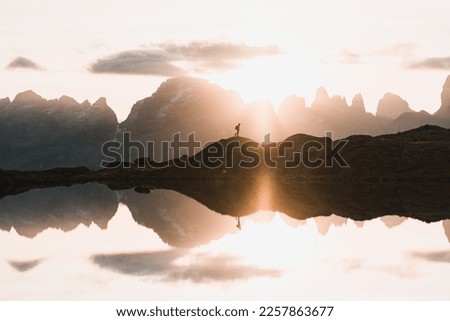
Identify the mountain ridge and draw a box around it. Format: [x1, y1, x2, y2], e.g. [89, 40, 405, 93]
[1, 75, 450, 170]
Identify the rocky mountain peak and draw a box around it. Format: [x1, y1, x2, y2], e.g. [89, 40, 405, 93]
[376, 92, 412, 120]
[58, 95, 79, 106]
[350, 94, 366, 113]
[81, 100, 91, 108]
[11, 90, 44, 106]
[0, 97, 11, 108]
[435, 75, 450, 118]
[92, 97, 108, 108]
[330, 95, 348, 110]
[311, 87, 330, 110]
[441, 75, 450, 105]
[278, 95, 306, 116]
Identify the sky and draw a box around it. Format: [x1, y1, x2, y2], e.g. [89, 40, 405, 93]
[1, 0, 450, 121]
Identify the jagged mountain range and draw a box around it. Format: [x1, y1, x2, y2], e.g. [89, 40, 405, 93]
[0, 91, 117, 170]
[1, 75, 450, 170]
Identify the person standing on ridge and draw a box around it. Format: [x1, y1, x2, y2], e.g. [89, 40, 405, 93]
[234, 123, 241, 137]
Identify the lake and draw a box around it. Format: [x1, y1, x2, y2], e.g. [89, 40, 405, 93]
[0, 184, 449, 300]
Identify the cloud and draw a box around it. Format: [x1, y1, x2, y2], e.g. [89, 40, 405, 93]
[89, 41, 281, 75]
[194, 60, 238, 73]
[338, 258, 366, 272]
[333, 43, 419, 65]
[160, 41, 280, 62]
[373, 42, 418, 57]
[412, 250, 450, 263]
[8, 259, 43, 272]
[89, 50, 185, 76]
[339, 50, 362, 64]
[334, 258, 418, 278]
[6, 57, 41, 70]
[377, 265, 419, 278]
[91, 250, 280, 283]
[407, 56, 450, 70]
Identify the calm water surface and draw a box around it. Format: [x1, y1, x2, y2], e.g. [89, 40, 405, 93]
[0, 184, 449, 300]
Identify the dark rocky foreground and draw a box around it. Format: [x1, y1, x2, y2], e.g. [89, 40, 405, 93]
[1, 125, 450, 223]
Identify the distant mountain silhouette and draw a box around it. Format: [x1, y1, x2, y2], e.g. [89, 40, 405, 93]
[0, 91, 117, 170]
[116, 75, 450, 163]
[117, 78, 246, 162]
[376, 93, 413, 120]
[435, 75, 450, 119]
[2, 75, 450, 169]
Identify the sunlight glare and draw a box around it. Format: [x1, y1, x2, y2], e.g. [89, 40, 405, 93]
[203, 55, 322, 109]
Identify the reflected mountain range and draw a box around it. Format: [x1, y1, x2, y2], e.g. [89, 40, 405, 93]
[0, 182, 449, 246]
[120, 189, 237, 247]
[0, 183, 117, 238]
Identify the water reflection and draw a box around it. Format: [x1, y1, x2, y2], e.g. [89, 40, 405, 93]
[444, 220, 450, 243]
[120, 189, 236, 247]
[150, 176, 450, 223]
[0, 184, 449, 300]
[1, 183, 449, 244]
[8, 259, 43, 272]
[91, 250, 280, 282]
[413, 250, 450, 263]
[0, 183, 117, 237]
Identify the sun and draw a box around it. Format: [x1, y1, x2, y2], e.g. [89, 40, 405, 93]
[201, 55, 321, 109]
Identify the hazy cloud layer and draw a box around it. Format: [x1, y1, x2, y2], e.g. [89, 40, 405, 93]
[89, 50, 185, 76]
[334, 43, 418, 65]
[91, 250, 280, 283]
[335, 258, 418, 278]
[339, 50, 362, 64]
[407, 56, 450, 70]
[89, 41, 280, 76]
[6, 57, 41, 70]
[160, 41, 279, 62]
[373, 42, 418, 57]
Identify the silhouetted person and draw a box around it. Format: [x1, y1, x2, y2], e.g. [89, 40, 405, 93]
[234, 123, 241, 137]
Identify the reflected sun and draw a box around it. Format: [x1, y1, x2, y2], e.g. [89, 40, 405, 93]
[195, 213, 320, 270]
